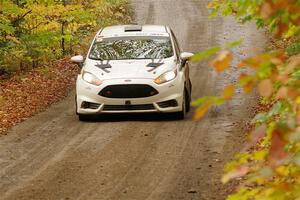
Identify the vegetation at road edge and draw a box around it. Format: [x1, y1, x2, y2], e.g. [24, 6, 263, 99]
[193, 0, 300, 199]
[0, 0, 131, 134]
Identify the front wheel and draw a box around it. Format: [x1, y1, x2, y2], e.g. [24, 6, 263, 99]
[186, 88, 191, 112]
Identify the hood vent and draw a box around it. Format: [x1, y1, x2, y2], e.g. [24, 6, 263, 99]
[124, 25, 142, 32]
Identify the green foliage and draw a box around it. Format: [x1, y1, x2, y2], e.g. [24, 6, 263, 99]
[287, 42, 300, 56]
[192, 1, 300, 199]
[0, 0, 130, 74]
[191, 46, 221, 62]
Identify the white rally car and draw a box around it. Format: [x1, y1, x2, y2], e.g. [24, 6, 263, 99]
[71, 25, 194, 121]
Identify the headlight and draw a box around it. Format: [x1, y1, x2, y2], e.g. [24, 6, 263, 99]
[82, 71, 102, 86]
[154, 69, 177, 84]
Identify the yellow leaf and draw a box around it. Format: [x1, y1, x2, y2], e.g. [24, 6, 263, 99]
[243, 84, 253, 93]
[222, 165, 249, 184]
[194, 102, 212, 121]
[207, 2, 215, 8]
[209, 50, 233, 73]
[275, 166, 289, 176]
[258, 79, 273, 97]
[223, 85, 235, 100]
[253, 150, 268, 161]
[239, 74, 254, 93]
[237, 61, 246, 68]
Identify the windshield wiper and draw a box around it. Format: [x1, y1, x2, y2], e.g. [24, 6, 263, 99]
[147, 58, 164, 72]
[95, 61, 112, 73]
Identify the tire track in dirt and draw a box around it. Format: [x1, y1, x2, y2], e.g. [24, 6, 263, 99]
[0, 0, 266, 199]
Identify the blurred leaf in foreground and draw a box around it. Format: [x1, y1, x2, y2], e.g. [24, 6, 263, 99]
[223, 84, 235, 100]
[191, 46, 221, 62]
[258, 79, 273, 98]
[222, 165, 249, 184]
[209, 50, 233, 73]
[194, 102, 212, 121]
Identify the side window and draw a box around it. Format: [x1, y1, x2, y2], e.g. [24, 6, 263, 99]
[171, 30, 181, 60]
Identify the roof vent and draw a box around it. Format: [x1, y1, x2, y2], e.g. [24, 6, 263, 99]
[124, 25, 142, 32]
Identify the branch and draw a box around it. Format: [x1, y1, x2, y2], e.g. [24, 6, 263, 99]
[29, 21, 48, 31]
[12, 10, 32, 25]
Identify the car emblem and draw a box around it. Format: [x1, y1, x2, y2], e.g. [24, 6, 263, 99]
[124, 79, 132, 82]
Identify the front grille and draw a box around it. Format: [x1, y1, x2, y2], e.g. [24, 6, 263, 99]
[157, 100, 178, 108]
[81, 102, 101, 109]
[103, 104, 155, 111]
[99, 84, 158, 98]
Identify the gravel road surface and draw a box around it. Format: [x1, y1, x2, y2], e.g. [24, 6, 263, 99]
[0, 0, 266, 199]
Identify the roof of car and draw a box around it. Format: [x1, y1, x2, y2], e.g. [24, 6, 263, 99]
[98, 25, 170, 38]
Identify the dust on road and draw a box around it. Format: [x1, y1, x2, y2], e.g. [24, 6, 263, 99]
[0, 0, 266, 199]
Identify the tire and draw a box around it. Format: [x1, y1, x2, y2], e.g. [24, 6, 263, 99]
[75, 95, 79, 115]
[189, 79, 192, 93]
[174, 90, 187, 120]
[186, 79, 192, 112]
[185, 88, 191, 113]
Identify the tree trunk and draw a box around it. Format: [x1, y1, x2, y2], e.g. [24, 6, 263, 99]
[61, 0, 67, 55]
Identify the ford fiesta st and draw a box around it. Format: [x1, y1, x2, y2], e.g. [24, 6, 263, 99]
[71, 25, 194, 121]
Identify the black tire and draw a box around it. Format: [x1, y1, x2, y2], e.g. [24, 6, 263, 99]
[185, 88, 191, 113]
[189, 79, 192, 93]
[78, 114, 90, 121]
[75, 95, 79, 115]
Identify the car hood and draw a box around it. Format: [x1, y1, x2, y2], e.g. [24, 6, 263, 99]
[83, 57, 177, 80]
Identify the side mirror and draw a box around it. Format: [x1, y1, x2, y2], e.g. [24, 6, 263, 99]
[180, 52, 194, 61]
[71, 55, 84, 67]
[180, 52, 194, 70]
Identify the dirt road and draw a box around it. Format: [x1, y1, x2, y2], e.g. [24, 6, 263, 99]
[0, 1, 266, 199]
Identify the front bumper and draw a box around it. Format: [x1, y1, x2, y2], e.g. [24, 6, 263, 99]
[76, 76, 184, 114]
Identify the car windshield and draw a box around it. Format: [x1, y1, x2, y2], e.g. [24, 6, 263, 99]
[88, 36, 174, 60]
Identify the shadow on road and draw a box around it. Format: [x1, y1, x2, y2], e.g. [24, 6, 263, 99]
[82, 112, 194, 123]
